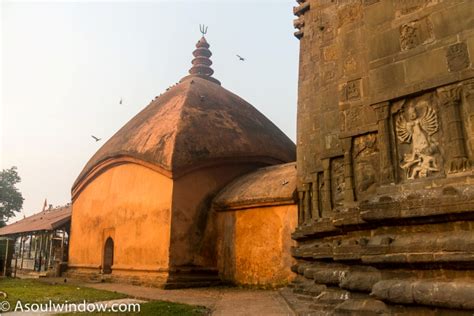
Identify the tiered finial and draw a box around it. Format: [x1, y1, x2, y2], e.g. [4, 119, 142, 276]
[181, 25, 220, 85]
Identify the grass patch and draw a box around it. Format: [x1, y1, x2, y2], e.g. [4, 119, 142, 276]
[0, 278, 126, 305]
[59, 300, 208, 315]
[0, 278, 209, 315]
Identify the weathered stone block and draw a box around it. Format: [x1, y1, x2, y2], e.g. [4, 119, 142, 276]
[364, 0, 394, 28]
[446, 42, 470, 72]
[399, 17, 434, 51]
[404, 48, 447, 83]
[431, 2, 474, 39]
[369, 62, 405, 94]
[372, 280, 474, 310]
[334, 298, 388, 314]
[339, 269, 382, 292]
[369, 28, 401, 61]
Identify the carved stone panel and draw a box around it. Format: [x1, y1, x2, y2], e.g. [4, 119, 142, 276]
[317, 172, 326, 216]
[353, 133, 379, 199]
[331, 157, 345, 208]
[399, 18, 434, 51]
[446, 42, 470, 72]
[394, 94, 444, 180]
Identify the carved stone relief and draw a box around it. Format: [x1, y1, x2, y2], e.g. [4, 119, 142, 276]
[346, 79, 361, 101]
[353, 133, 379, 199]
[446, 42, 470, 72]
[399, 18, 434, 51]
[317, 172, 326, 216]
[395, 97, 443, 180]
[400, 23, 419, 51]
[331, 157, 345, 208]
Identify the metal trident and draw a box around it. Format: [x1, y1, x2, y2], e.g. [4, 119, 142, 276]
[199, 24, 208, 36]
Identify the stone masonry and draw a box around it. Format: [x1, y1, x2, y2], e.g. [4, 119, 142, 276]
[287, 0, 474, 314]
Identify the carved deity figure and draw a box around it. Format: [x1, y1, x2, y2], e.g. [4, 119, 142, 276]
[396, 103, 439, 179]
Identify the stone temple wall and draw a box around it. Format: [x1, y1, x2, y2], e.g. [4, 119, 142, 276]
[287, 0, 474, 314]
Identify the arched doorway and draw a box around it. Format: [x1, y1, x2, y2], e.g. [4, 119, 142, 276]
[103, 237, 114, 274]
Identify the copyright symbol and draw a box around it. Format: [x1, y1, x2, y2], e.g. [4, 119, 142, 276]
[0, 301, 10, 312]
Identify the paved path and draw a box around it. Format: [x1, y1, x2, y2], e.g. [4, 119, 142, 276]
[84, 282, 294, 316]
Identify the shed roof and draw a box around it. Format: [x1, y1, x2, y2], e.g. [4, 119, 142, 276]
[0, 205, 71, 236]
[213, 162, 297, 211]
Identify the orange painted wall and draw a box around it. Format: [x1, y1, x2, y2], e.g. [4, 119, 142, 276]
[69, 163, 173, 273]
[170, 163, 262, 269]
[217, 204, 297, 287]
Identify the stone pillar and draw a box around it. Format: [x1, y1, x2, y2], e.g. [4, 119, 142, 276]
[297, 189, 305, 226]
[302, 183, 312, 223]
[311, 175, 320, 220]
[438, 84, 471, 173]
[373, 101, 395, 184]
[341, 138, 355, 204]
[322, 158, 332, 216]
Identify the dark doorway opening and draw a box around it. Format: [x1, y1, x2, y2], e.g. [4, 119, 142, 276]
[103, 237, 114, 274]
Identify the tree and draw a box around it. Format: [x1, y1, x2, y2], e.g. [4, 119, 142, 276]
[0, 167, 24, 227]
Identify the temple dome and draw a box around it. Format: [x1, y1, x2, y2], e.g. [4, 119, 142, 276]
[73, 36, 295, 193]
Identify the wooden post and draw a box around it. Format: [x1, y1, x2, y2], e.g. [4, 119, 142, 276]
[33, 234, 39, 270]
[48, 232, 54, 270]
[60, 230, 65, 262]
[20, 235, 24, 270]
[13, 237, 19, 278]
[38, 233, 43, 272]
[28, 234, 32, 259]
[3, 238, 9, 276]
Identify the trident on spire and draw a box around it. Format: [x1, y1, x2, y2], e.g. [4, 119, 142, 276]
[199, 24, 208, 36]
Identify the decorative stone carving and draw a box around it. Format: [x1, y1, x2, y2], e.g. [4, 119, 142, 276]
[400, 23, 419, 51]
[396, 101, 440, 179]
[353, 133, 379, 198]
[317, 172, 326, 216]
[372, 102, 394, 184]
[399, 18, 434, 51]
[437, 84, 471, 173]
[331, 157, 345, 208]
[322, 159, 333, 216]
[311, 175, 321, 220]
[446, 42, 470, 72]
[346, 79, 361, 101]
[343, 55, 357, 75]
[342, 138, 355, 204]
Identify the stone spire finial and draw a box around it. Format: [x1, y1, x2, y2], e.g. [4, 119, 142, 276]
[181, 25, 221, 85]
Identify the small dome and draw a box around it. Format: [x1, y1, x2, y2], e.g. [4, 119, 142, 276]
[213, 162, 297, 210]
[73, 77, 295, 191]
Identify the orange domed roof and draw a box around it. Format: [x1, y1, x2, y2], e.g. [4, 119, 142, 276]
[73, 36, 295, 194]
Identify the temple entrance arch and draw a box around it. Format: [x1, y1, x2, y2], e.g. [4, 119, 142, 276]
[103, 237, 114, 274]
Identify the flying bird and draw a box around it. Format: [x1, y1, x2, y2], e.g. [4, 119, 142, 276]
[91, 135, 101, 142]
[236, 54, 245, 61]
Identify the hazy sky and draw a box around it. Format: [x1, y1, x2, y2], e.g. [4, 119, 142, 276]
[1, 0, 299, 222]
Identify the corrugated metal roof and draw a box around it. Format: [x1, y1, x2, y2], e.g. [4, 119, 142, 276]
[0, 205, 71, 236]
